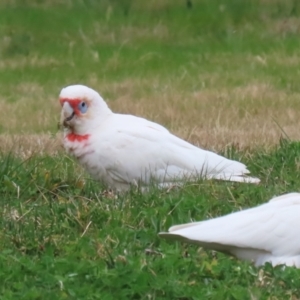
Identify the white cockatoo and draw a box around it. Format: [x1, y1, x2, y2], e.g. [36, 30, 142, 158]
[59, 84, 260, 191]
[159, 193, 300, 268]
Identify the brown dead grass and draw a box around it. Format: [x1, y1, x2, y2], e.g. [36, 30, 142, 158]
[0, 51, 300, 156]
[106, 81, 300, 151]
[0, 55, 60, 70]
[1, 76, 299, 157]
[91, 22, 170, 45]
[0, 133, 62, 158]
[0, 82, 59, 135]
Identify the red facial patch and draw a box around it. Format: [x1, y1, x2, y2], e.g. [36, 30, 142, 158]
[60, 98, 82, 115]
[66, 133, 90, 142]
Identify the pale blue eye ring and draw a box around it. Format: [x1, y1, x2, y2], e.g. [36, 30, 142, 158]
[78, 101, 88, 113]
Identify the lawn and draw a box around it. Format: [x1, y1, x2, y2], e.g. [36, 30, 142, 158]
[1, 0, 300, 299]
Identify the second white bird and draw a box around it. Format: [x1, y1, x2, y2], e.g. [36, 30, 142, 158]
[159, 192, 300, 268]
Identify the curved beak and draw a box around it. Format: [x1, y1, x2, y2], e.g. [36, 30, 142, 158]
[63, 113, 75, 127]
[61, 102, 75, 127]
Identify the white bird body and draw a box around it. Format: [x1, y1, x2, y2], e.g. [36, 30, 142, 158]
[159, 193, 300, 267]
[59, 85, 260, 191]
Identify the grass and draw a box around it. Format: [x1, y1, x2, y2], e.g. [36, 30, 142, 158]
[1, 0, 300, 148]
[2, 140, 300, 299]
[1, 0, 300, 299]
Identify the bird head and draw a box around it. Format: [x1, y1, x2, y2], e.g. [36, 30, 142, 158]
[59, 85, 112, 135]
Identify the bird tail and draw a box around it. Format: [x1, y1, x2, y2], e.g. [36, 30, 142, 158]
[207, 174, 260, 184]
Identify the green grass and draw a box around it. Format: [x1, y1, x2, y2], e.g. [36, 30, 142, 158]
[1, 0, 300, 91]
[1, 140, 300, 299]
[1, 0, 300, 299]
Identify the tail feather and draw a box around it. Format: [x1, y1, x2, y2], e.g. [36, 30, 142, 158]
[207, 174, 260, 184]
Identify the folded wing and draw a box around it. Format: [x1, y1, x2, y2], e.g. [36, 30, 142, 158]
[96, 114, 260, 186]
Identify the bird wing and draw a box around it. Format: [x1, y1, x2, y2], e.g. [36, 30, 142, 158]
[93, 113, 259, 185]
[159, 193, 300, 265]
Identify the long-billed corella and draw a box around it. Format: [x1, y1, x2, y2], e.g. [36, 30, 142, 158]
[59, 84, 260, 191]
[159, 193, 300, 268]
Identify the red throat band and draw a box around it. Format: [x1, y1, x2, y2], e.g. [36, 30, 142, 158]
[66, 133, 90, 142]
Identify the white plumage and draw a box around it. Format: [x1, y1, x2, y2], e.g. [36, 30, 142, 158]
[59, 84, 260, 191]
[159, 192, 300, 267]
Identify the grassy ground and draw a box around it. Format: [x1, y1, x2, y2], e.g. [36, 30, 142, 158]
[1, 0, 300, 149]
[1, 0, 300, 299]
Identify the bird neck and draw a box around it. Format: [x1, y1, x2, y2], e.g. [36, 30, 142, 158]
[66, 132, 90, 142]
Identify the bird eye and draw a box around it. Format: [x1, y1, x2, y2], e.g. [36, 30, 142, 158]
[78, 101, 88, 114]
